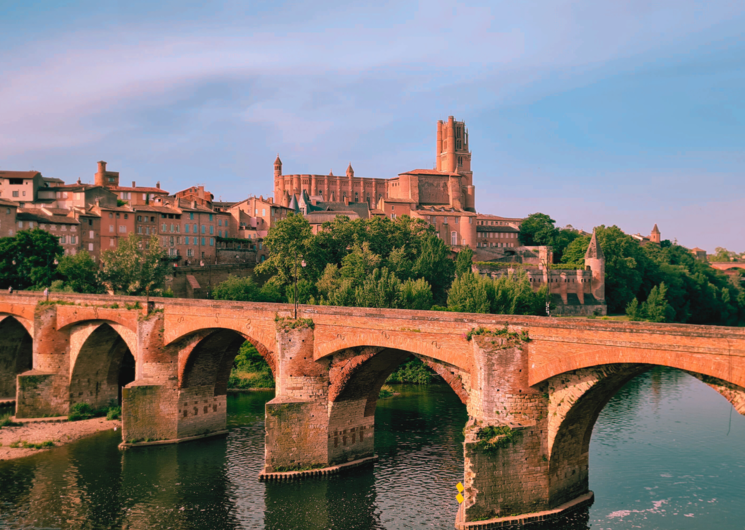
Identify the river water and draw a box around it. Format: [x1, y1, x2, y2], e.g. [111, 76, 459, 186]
[0, 367, 743, 530]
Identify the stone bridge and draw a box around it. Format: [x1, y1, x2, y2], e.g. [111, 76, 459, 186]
[1, 292, 744, 528]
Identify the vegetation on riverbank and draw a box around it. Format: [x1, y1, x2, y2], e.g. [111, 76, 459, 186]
[68, 403, 121, 421]
[228, 342, 275, 389]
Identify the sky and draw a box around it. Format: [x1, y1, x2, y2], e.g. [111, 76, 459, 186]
[1, 0, 743, 251]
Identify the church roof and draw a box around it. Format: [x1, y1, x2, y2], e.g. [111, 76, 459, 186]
[399, 169, 460, 177]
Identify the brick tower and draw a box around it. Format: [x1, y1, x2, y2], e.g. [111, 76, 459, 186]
[436, 116, 475, 211]
[584, 229, 605, 302]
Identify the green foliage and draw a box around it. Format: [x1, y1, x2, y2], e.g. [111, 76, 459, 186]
[710, 247, 738, 263]
[378, 385, 395, 399]
[228, 341, 275, 389]
[0, 229, 64, 290]
[448, 271, 548, 316]
[68, 403, 96, 421]
[626, 283, 675, 323]
[386, 356, 437, 384]
[0, 413, 21, 428]
[275, 315, 315, 331]
[9, 440, 55, 449]
[399, 277, 434, 310]
[56, 251, 103, 293]
[455, 246, 474, 277]
[465, 326, 530, 343]
[98, 234, 168, 296]
[106, 406, 121, 420]
[212, 275, 285, 303]
[517, 213, 581, 262]
[259, 214, 453, 307]
[476, 425, 516, 452]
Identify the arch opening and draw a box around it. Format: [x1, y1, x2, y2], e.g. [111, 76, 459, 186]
[70, 323, 135, 409]
[0, 316, 33, 399]
[546, 363, 745, 509]
[327, 346, 469, 466]
[179, 329, 274, 395]
[177, 328, 273, 439]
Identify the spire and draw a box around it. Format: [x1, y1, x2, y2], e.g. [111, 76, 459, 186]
[346, 163, 354, 178]
[585, 229, 604, 260]
[329, 169, 334, 176]
[651, 224, 660, 234]
[274, 154, 282, 165]
[288, 194, 299, 213]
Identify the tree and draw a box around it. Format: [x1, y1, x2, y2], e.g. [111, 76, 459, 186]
[212, 275, 284, 303]
[399, 278, 434, 310]
[57, 251, 102, 293]
[711, 247, 735, 262]
[454, 246, 474, 277]
[256, 213, 314, 285]
[626, 283, 675, 323]
[98, 234, 168, 296]
[517, 213, 580, 262]
[0, 229, 63, 290]
[560, 235, 590, 265]
[447, 273, 491, 314]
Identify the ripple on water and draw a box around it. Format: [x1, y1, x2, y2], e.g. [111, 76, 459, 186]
[0, 370, 743, 529]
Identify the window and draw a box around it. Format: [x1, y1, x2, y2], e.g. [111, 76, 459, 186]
[201, 225, 205, 234]
[176, 224, 180, 233]
[193, 223, 197, 233]
[137, 216, 142, 222]
[451, 232, 457, 246]
[185, 224, 190, 234]
[209, 214, 213, 221]
[170, 223, 174, 232]
[142, 194, 147, 200]
[210, 238, 214, 246]
[22, 191, 26, 197]
[169, 236, 174, 245]
[89, 230, 94, 239]
[258, 242, 262, 250]
[218, 230, 222, 237]
[119, 225, 126, 233]
[201, 237, 205, 246]
[138, 226, 142, 234]
[70, 236, 77, 244]
[109, 225, 114, 233]
[12, 191, 18, 198]
[60, 236, 66, 244]
[262, 209, 266, 216]
[209, 225, 214, 235]
[190, 212, 194, 220]
[185, 236, 190, 245]
[254, 208, 258, 215]
[150, 217, 155, 222]
[187, 248, 193, 257]
[88, 243, 94, 251]
[443, 216, 448, 224]
[218, 219, 222, 227]
[124, 214, 128, 219]
[116, 213, 120, 219]
[5, 208, 9, 214]
[109, 213, 113, 218]
[162, 223, 167, 231]
[110, 239, 115, 247]
[17, 221, 22, 228]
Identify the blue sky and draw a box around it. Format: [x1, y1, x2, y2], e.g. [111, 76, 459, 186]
[1, 0, 743, 251]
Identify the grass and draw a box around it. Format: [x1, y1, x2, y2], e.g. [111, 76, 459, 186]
[0, 413, 21, 428]
[8, 440, 54, 449]
[68, 403, 121, 422]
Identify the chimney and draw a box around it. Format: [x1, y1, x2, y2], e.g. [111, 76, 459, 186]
[132, 181, 136, 187]
[156, 181, 161, 189]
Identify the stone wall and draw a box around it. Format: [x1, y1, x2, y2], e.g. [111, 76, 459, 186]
[122, 383, 178, 443]
[166, 264, 254, 298]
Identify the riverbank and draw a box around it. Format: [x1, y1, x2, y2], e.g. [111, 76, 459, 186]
[0, 417, 121, 461]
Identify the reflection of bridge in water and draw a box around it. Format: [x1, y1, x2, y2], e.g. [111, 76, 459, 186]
[1, 292, 743, 528]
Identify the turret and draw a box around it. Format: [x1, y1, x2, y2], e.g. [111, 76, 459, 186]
[650, 224, 661, 244]
[584, 229, 605, 302]
[346, 163, 354, 178]
[95, 161, 107, 187]
[274, 155, 282, 178]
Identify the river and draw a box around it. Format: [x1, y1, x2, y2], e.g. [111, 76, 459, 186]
[0, 367, 743, 529]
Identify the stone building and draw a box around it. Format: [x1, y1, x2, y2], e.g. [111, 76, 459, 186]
[473, 230, 607, 316]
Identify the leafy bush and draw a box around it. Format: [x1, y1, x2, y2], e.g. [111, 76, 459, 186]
[378, 385, 395, 399]
[0, 413, 21, 428]
[106, 406, 121, 420]
[68, 403, 96, 421]
[228, 341, 275, 389]
[386, 356, 437, 384]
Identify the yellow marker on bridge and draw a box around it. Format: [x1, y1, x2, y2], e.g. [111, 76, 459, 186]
[456, 482, 464, 504]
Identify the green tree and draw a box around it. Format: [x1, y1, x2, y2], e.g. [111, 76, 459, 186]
[98, 234, 168, 296]
[354, 268, 402, 309]
[57, 251, 102, 293]
[212, 275, 284, 303]
[517, 213, 580, 262]
[447, 273, 491, 314]
[454, 246, 474, 277]
[710, 247, 735, 262]
[257, 213, 314, 284]
[560, 235, 591, 265]
[626, 283, 675, 323]
[0, 229, 63, 290]
[399, 277, 434, 310]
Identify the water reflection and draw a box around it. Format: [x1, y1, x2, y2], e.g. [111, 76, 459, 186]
[0, 370, 742, 529]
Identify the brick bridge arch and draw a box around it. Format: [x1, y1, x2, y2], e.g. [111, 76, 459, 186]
[0, 316, 33, 399]
[542, 362, 745, 510]
[69, 322, 137, 409]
